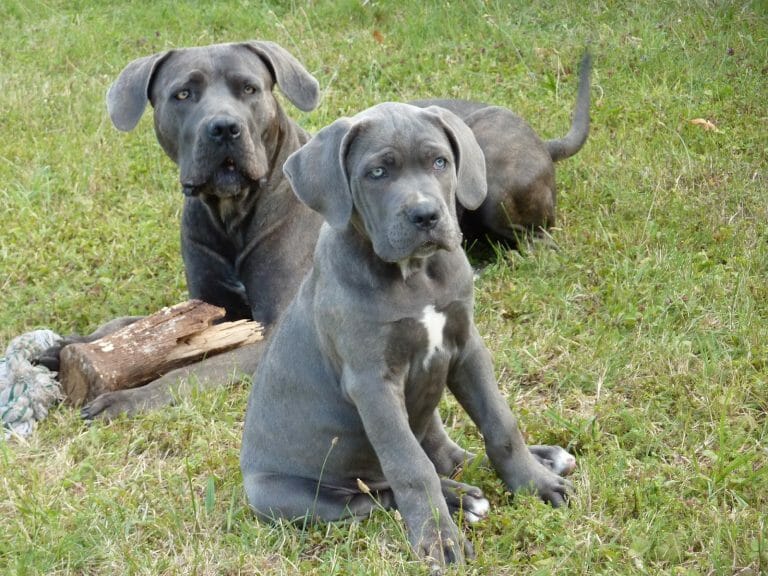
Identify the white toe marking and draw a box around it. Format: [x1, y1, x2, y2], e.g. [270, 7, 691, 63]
[420, 305, 446, 368]
[465, 511, 481, 524]
[553, 450, 577, 476]
[469, 496, 490, 517]
[464, 497, 490, 523]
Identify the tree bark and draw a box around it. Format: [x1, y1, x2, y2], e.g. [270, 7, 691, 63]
[60, 300, 263, 405]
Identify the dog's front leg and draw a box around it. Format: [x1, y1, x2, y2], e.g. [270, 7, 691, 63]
[343, 368, 471, 567]
[448, 330, 571, 507]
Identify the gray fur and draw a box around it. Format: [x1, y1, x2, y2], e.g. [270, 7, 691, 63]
[82, 41, 323, 419]
[241, 103, 571, 567]
[412, 51, 592, 244]
[75, 42, 587, 469]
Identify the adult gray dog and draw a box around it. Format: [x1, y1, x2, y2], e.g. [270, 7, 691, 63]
[64, 41, 325, 420]
[413, 51, 591, 246]
[240, 102, 572, 567]
[107, 40, 322, 325]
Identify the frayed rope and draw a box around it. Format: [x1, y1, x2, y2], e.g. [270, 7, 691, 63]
[0, 330, 63, 440]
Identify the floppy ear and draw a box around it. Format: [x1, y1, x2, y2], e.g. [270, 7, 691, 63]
[423, 106, 487, 210]
[283, 117, 359, 229]
[244, 41, 320, 112]
[106, 51, 173, 132]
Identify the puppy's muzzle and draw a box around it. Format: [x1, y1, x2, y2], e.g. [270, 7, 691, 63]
[406, 200, 441, 231]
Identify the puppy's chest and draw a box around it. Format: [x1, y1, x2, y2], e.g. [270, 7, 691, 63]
[385, 301, 470, 375]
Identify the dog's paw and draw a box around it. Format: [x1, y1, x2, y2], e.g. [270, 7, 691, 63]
[501, 454, 573, 508]
[81, 389, 145, 422]
[33, 334, 91, 372]
[34, 344, 65, 372]
[412, 517, 472, 570]
[440, 478, 490, 524]
[81, 379, 173, 422]
[529, 444, 577, 477]
[462, 493, 490, 524]
[534, 467, 572, 508]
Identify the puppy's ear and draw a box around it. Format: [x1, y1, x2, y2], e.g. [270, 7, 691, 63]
[284, 117, 358, 229]
[244, 41, 320, 112]
[107, 51, 173, 132]
[424, 106, 488, 210]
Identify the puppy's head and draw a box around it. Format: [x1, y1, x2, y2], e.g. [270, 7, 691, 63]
[284, 103, 487, 263]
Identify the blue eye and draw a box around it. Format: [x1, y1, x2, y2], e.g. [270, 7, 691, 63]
[175, 89, 191, 101]
[368, 167, 387, 179]
[433, 157, 447, 170]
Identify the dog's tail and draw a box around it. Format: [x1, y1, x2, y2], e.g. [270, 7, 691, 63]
[545, 51, 592, 162]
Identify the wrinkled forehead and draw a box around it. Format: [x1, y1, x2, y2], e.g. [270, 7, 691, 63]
[346, 103, 451, 164]
[355, 102, 444, 138]
[154, 44, 272, 87]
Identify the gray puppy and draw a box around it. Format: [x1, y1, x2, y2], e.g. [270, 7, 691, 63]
[240, 102, 571, 567]
[413, 52, 592, 246]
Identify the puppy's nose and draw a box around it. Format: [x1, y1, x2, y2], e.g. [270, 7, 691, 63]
[406, 201, 440, 231]
[207, 116, 242, 143]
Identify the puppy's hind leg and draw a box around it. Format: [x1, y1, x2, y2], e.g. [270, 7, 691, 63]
[421, 411, 477, 478]
[421, 410, 575, 480]
[243, 472, 395, 524]
[529, 445, 577, 477]
[440, 478, 490, 525]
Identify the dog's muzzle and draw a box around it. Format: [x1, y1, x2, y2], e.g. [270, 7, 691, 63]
[406, 200, 441, 231]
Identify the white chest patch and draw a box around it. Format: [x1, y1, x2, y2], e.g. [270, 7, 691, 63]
[420, 305, 446, 369]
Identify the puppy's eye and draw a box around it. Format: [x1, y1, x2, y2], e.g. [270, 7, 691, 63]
[433, 157, 448, 171]
[175, 89, 191, 101]
[243, 84, 258, 95]
[368, 167, 387, 179]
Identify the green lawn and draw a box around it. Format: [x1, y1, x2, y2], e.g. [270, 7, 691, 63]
[1, 1, 766, 574]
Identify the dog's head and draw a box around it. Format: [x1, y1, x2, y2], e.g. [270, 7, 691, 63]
[107, 41, 319, 199]
[284, 103, 487, 265]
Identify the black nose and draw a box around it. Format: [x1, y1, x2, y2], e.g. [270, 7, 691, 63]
[207, 116, 242, 143]
[406, 201, 441, 231]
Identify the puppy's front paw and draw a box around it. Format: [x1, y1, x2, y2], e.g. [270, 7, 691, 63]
[34, 334, 90, 372]
[532, 465, 572, 508]
[34, 344, 66, 372]
[415, 525, 475, 571]
[410, 515, 471, 569]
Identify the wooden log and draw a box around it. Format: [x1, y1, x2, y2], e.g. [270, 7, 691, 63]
[60, 300, 263, 405]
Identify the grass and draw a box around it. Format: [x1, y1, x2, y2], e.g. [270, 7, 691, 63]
[1, 0, 767, 573]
